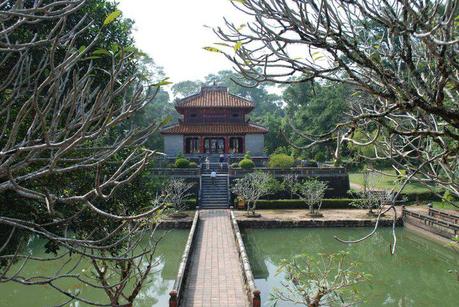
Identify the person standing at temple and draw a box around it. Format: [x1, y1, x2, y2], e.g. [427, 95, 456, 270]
[205, 156, 210, 170]
[219, 153, 225, 169]
[210, 169, 217, 185]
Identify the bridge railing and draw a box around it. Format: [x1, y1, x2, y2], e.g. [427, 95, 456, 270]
[428, 208, 459, 225]
[230, 211, 261, 307]
[169, 211, 200, 307]
[402, 207, 459, 239]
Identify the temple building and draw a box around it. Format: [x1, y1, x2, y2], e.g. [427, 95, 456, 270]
[161, 85, 268, 158]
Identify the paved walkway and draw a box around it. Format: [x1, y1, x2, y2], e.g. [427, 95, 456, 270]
[182, 210, 249, 307]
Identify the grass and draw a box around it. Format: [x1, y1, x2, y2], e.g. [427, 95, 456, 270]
[428, 201, 459, 210]
[349, 169, 434, 194]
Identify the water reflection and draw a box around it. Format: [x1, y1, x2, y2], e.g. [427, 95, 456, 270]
[242, 228, 459, 307]
[0, 230, 188, 307]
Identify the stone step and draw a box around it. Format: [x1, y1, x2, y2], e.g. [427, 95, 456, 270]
[199, 170, 230, 207]
[202, 186, 227, 189]
[201, 190, 228, 195]
[201, 199, 228, 202]
[199, 205, 229, 209]
[200, 202, 228, 205]
[202, 194, 228, 198]
[200, 201, 228, 204]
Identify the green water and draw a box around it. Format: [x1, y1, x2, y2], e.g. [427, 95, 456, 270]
[0, 230, 188, 307]
[242, 228, 459, 307]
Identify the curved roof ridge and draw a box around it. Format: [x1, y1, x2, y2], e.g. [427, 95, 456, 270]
[175, 85, 255, 109]
[160, 122, 268, 135]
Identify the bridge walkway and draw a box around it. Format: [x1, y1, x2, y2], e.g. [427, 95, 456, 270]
[181, 209, 249, 307]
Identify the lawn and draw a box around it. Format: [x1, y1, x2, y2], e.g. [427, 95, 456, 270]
[349, 169, 434, 194]
[428, 201, 459, 210]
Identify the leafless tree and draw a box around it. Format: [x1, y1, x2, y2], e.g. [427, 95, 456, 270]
[350, 170, 396, 216]
[163, 178, 194, 217]
[212, 0, 459, 252]
[284, 175, 328, 216]
[0, 1, 170, 305]
[232, 171, 273, 216]
[271, 251, 368, 307]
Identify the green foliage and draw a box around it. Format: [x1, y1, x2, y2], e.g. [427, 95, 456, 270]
[268, 153, 295, 169]
[189, 162, 198, 168]
[171, 80, 201, 98]
[175, 158, 191, 168]
[282, 81, 352, 160]
[239, 158, 255, 169]
[244, 152, 252, 159]
[442, 190, 456, 207]
[314, 151, 326, 162]
[103, 10, 122, 27]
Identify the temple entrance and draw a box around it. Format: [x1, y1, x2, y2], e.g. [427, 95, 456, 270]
[204, 137, 225, 154]
[229, 137, 244, 154]
[185, 137, 200, 154]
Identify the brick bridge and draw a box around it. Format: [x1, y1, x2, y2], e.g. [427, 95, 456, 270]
[168, 209, 260, 307]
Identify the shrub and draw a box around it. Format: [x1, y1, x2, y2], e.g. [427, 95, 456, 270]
[168, 163, 176, 168]
[230, 162, 239, 169]
[268, 153, 295, 169]
[442, 190, 455, 205]
[303, 160, 318, 167]
[314, 151, 326, 162]
[189, 161, 198, 168]
[239, 158, 255, 169]
[244, 152, 252, 159]
[175, 158, 190, 168]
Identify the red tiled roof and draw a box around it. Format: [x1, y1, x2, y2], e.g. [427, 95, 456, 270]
[176, 86, 254, 110]
[161, 123, 268, 135]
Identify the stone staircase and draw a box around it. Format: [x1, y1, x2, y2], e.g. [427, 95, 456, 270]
[200, 163, 230, 209]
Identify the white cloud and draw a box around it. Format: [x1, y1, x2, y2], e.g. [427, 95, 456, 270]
[118, 0, 247, 83]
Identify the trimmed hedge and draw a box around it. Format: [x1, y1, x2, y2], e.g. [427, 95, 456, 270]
[236, 198, 362, 209]
[268, 153, 295, 169]
[175, 158, 190, 168]
[239, 158, 255, 169]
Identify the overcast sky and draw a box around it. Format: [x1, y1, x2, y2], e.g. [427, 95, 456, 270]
[118, 0, 247, 84]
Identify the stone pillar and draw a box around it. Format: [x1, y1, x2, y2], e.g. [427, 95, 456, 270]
[169, 290, 177, 307]
[253, 289, 261, 307]
[200, 136, 204, 153]
[224, 136, 229, 154]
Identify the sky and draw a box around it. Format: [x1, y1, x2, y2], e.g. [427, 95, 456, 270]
[118, 0, 248, 84]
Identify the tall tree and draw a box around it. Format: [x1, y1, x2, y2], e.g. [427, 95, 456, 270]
[0, 1, 170, 304]
[212, 0, 459, 203]
[283, 82, 353, 161]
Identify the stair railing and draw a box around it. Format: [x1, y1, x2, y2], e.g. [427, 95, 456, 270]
[226, 170, 230, 206]
[198, 163, 203, 207]
[198, 175, 202, 207]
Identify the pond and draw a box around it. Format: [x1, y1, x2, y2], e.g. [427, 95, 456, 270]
[242, 228, 459, 307]
[0, 230, 188, 306]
